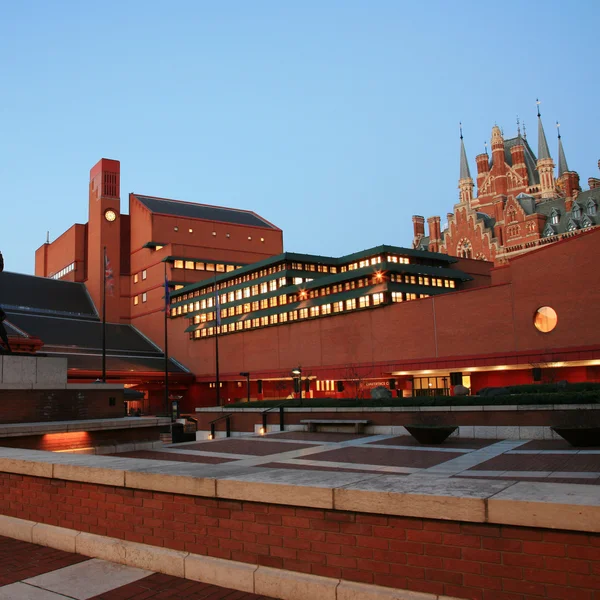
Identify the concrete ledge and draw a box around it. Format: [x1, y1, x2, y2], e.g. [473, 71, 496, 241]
[125, 540, 187, 578]
[0, 514, 36, 543]
[186, 554, 256, 593]
[76, 531, 126, 563]
[255, 566, 337, 600]
[32, 523, 77, 553]
[337, 581, 433, 599]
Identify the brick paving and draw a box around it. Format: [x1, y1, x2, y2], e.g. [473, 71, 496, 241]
[300, 446, 463, 468]
[470, 453, 600, 472]
[89, 572, 274, 599]
[177, 439, 316, 455]
[519, 439, 600, 450]
[259, 461, 390, 474]
[268, 431, 367, 442]
[369, 436, 496, 449]
[112, 451, 235, 464]
[0, 535, 87, 586]
[0, 536, 275, 600]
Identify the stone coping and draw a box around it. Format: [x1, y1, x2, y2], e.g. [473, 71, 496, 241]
[195, 404, 600, 413]
[0, 383, 126, 390]
[0, 417, 171, 438]
[0, 445, 599, 533]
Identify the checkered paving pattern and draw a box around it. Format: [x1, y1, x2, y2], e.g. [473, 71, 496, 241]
[104, 431, 600, 483]
[0, 536, 275, 600]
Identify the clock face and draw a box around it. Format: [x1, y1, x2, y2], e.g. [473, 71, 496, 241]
[105, 209, 117, 222]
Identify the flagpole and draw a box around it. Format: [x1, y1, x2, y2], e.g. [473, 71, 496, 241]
[215, 275, 221, 407]
[164, 261, 170, 417]
[101, 246, 107, 383]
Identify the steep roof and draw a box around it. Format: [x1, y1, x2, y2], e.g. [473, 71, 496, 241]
[502, 136, 540, 185]
[460, 136, 471, 180]
[133, 194, 280, 230]
[537, 114, 551, 160]
[557, 134, 569, 177]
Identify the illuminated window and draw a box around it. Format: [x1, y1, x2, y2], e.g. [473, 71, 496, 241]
[280, 312, 288, 323]
[226, 265, 235, 272]
[372, 293, 384, 305]
[289, 310, 298, 321]
[269, 297, 278, 307]
[251, 285, 259, 296]
[195, 262, 205, 270]
[269, 314, 278, 324]
[260, 282, 268, 294]
[133, 296, 139, 305]
[310, 306, 320, 317]
[299, 308, 309, 319]
[174, 260, 184, 269]
[185, 261, 194, 270]
[142, 292, 147, 303]
[333, 301, 344, 313]
[206, 263, 215, 271]
[243, 303, 251, 313]
[142, 269, 147, 280]
[133, 274, 139, 284]
[279, 295, 287, 305]
[534, 306, 558, 333]
[260, 299, 268, 309]
[155, 245, 164, 251]
[391, 292, 403, 302]
[345, 299, 356, 310]
[216, 264, 225, 272]
[359, 296, 369, 308]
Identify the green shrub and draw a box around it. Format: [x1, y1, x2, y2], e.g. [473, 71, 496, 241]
[225, 391, 600, 410]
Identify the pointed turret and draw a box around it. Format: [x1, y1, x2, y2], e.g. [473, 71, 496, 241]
[536, 100, 551, 160]
[556, 122, 569, 177]
[459, 123, 471, 180]
[458, 123, 474, 205]
[535, 100, 556, 198]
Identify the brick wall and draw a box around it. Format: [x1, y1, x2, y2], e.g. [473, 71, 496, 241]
[1, 473, 598, 600]
[0, 426, 162, 452]
[0, 389, 124, 424]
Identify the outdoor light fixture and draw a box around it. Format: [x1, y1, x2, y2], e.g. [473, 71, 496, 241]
[375, 271, 383, 281]
[259, 427, 265, 435]
[291, 367, 302, 399]
[208, 433, 213, 440]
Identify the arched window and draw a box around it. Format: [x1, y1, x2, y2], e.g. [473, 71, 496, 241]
[457, 239, 472, 259]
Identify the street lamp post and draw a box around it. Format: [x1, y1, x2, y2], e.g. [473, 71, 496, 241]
[291, 367, 302, 400]
[240, 372, 250, 403]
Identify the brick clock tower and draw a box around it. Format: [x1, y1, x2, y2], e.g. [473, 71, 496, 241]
[87, 159, 121, 323]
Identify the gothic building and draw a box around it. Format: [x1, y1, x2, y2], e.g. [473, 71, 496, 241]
[413, 107, 600, 264]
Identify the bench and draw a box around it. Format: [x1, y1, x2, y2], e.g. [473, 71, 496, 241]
[300, 419, 371, 434]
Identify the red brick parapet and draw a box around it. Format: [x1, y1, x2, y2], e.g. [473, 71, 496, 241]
[0, 448, 599, 599]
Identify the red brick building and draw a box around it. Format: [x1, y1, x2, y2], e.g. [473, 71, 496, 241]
[412, 107, 600, 264]
[6, 153, 597, 414]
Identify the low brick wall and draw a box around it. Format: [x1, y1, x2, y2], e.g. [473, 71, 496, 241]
[0, 388, 125, 423]
[0, 426, 162, 452]
[1, 472, 599, 599]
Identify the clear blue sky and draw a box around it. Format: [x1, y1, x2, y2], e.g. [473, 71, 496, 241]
[1, 0, 598, 274]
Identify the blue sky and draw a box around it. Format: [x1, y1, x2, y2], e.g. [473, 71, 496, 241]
[1, 0, 598, 274]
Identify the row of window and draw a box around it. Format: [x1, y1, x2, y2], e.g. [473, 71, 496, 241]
[171, 227, 266, 243]
[50, 262, 75, 280]
[173, 255, 416, 305]
[133, 293, 147, 305]
[172, 270, 455, 316]
[315, 380, 336, 392]
[173, 260, 243, 272]
[133, 270, 147, 284]
[389, 273, 456, 288]
[191, 291, 428, 338]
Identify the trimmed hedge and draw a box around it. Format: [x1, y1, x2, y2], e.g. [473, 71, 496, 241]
[226, 390, 600, 409]
[503, 382, 600, 394]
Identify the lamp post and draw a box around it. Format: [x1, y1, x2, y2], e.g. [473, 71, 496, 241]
[240, 372, 250, 403]
[291, 367, 302, 400]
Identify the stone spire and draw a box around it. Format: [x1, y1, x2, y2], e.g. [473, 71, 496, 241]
[535, 100, 556, 198]
[556, 122, 569, 177]
[458, 123, 474, 205]
[536, 99, 551, 160]
[459, 123, 471, 180]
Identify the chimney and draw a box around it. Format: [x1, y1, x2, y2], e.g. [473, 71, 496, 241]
[427, 216, 442, 252]
[510, 144, 527, 183]
[412, 215, 425, 239]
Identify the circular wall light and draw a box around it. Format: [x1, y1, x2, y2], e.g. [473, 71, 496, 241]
[534, 306, 558, 333]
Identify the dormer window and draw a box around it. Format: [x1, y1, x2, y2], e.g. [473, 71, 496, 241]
[543, 224, 555, 238]
[567, 219, 578, 232]
[550, 210, 560, 225]
[571, 203, 581, 219]
[582, 214, 593, 228]
[587, 199, 597, 216]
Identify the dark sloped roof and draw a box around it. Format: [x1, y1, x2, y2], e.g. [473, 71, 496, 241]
[0, 272, 96, 317]
[47, 353, 187, 373]
[5, 312, 158, 353]
[502, 137, 540, 185]
[133, 195, 279, 230]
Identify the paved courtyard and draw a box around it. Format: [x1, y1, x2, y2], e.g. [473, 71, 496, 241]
[111, 431, 600, 485]
[0, 535, 275, 599]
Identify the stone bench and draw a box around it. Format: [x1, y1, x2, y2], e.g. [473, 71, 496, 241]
[300, 419, 370, 434]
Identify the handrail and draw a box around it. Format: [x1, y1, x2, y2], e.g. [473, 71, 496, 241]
[209, 413, 233, 439]
[261, 403, 285, 433]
